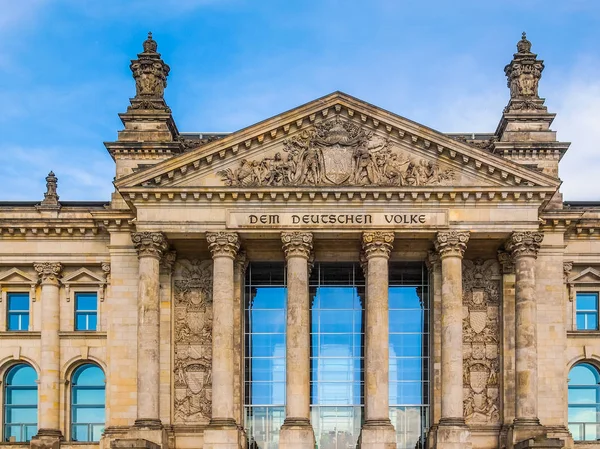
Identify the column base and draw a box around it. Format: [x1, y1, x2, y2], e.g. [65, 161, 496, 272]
[359, 419, 397, 449]
[433, 418, 472, 449]
[110, 439, 161, 449]
[514, 438, 564, 449]
[279, 418, 315, 449]
[103, 421, 167, 449]
[30, 429, 63, 449]
[203, 418, 243, 449]
[507, 419, 546, 449]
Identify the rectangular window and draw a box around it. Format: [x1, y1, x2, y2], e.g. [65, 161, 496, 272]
[576, 292, 599, 331]
[75, 293, 98, 331]
[7, 293, 29, 331]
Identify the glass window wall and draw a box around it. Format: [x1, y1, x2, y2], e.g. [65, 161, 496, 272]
[4, 364, 37, 442]
[568, 363, 600, 441]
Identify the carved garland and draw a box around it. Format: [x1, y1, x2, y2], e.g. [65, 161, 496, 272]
[462, 259, 501, 424]
[173, 259, 213, 424]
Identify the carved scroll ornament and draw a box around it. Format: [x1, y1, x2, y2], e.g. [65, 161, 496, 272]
[218, 118, 455, 187]
[505, 231, 543, 259]
[434, 231, 469, 259]
[173, 259, 213, 423]
[462, 259, 501, 424]
[131, 232, 169, 259]
[362, 231, 394, 259]
[34, 262, 63, 285]
[281, 232, 313, 260]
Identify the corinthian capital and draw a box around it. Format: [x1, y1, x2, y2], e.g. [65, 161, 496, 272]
[434, 231, 469, 259]
[34, 262, 63, 285]
[362, 231, 394, 259]
[281, 232, 313, 260]
[207, 232, 240, 259]
[131, 232, 168, 259]
[505, 231, 543, 259]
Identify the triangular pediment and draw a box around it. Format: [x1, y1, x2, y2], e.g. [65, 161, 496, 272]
[570, 268, 600, 284]
[116, 92, 559, 193]
[0, 268, 36, 285]
[62, 268, 105, 285]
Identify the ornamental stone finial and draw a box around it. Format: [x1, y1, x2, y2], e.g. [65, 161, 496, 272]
[128, 32, 171, 111]
[505, 231, 543, 259]
[434, 231, 469, 259]
[131, 232, 168, 259]
[38, 171, 61, 209]
[207, 232, 240, 259]
[281, 232, 313, 260]
[361, 231, 394, 259]
[34, 262, 63, 285]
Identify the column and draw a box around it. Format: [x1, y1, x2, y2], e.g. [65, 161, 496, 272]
[279, 232, 315, 449]
[505, 232, 543, 430]
[131, 231, 168, 427]
[433, 231, 471, 449]
[32, 262, 63, 447]
[204, 231, 241, 449]
[360, 231, 397, 449]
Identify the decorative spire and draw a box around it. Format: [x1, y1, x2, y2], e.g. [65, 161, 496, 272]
[503, 32, 546, 113]
[128, 32, 171, 112]
[38, 171, 61, 209]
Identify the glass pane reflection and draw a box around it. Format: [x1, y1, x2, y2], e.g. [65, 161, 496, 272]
[568, 362, 600, 441]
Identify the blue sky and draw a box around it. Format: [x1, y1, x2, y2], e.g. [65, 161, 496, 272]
[1, 0, 599, 201]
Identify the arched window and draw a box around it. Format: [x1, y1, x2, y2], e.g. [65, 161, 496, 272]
[4, 364, 38, 442]
[71, 364, 105, 442]
[568, 363, 600, 441]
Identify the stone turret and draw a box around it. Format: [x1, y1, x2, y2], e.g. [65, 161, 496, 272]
[493, 33, 570, 200]
[104, 32, 183, 208]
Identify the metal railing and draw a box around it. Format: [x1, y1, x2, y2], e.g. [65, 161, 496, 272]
[569, 422, 600, 441]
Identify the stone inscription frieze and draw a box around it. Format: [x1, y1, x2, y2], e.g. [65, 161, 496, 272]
[226, 211, 448, 229]
[173, 259, 213, 424]
[462, 259, 501, 425]
[218, 118, 455, 187]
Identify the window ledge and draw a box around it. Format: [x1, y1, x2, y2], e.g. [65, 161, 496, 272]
[58, 331, 107, 339]
[568, 331, 600, 338]
[0, 331, 41, 339]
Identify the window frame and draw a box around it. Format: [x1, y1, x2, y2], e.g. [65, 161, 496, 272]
[73, 292, 98, 332]
[575, 290, 600, 331]
[5, 291, 31, 332]
[3, 363, 38, 443]
[69, 363, 106, 442]
[568, 362, 600, 441]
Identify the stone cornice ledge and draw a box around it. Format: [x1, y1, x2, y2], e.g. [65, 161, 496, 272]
[58, 331, 107, 339]
[1, 332, 41, 339]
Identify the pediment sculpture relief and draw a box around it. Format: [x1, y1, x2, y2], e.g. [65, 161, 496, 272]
[173, 259, 213, 424]
[218, 118, 455, 187]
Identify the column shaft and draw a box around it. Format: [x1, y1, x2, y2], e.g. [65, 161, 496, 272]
[506, 231, 543, 425]
[207, 232, 240, 425]
[34, 262, 63, 435]
[131, 232, 168, 426]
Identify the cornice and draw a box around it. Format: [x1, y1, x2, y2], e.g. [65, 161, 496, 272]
[119, 185, 553, 205]
[115, 92, 560, 191]
[541, 211, 600, 239]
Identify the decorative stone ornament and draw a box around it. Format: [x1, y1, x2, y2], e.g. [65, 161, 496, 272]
[434, 231, 470, 259]
[131, 231, 169, 259]
[129, 32, 171, 111]
[281, 232, 313, 260]
[505, 231, 544, 259]
[38, 171, 61, 209]
[361, 231, 394, 259]
[34, 262, 63, 284]
[218, 117, 455, 187]
[504, 32, 546, 112]
[206, 231, 240, 259]
[497, 250, 515, 274]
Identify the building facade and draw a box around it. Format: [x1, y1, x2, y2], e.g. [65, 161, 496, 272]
[0, 32, 599, 449]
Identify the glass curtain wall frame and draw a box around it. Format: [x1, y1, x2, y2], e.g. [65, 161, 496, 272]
[388, 263, 430, 449]
[244, 263, 287, 449]
[309, 263, 365, 449]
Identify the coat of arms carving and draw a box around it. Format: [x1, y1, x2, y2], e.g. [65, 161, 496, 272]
[218, 117, 455, 187]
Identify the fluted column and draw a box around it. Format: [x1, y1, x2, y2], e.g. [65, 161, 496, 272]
[33, 262, 63, 439]
[505, 231, 543, 427]
[131, 231, 168, 427]
[206, 231, 240, 427]
[359, 231, 397, 449]
[279, 232, 315, 449]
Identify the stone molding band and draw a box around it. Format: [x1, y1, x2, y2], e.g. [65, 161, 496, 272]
[131, 231, 169, 259]
[34, 262, 63, 284]
[361, 231, 394, 259]
[505, 231, 544, 259]
[434, 231, 470, 259]
[206, 231, 240, 259]
[281, 231, 313, 260]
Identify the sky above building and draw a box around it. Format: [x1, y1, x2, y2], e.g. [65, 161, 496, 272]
[0, 0, 599, 201]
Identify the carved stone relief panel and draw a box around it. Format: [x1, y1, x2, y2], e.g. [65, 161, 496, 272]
[173, 259, 213, 424]
[218, 117, 456, 187]
[462, 259, 501, 424]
